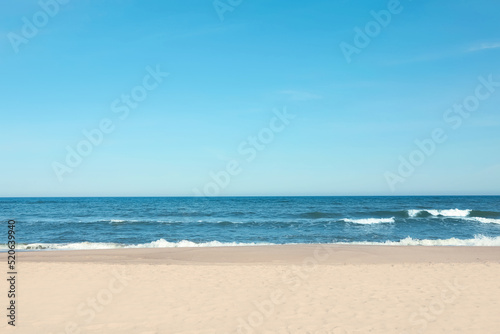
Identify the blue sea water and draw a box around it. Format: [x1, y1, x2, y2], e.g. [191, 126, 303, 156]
[1, 196, 500, 250]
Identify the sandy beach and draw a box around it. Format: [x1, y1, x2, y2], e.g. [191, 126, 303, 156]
[2, 245, 500, 334]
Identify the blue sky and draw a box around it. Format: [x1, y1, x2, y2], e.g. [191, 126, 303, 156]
[1, 0, 499, 196]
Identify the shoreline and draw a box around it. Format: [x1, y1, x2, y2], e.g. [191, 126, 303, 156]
[19, 244, 500, 264]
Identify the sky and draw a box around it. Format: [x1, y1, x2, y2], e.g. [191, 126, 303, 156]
[1, 0, 500, 197]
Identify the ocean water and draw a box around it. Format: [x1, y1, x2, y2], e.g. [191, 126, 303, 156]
[1, 196, 500, 250]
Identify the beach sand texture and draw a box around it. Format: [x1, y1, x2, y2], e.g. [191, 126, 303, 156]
[1, 245, 500, 334]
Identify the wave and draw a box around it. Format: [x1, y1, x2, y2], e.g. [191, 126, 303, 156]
[296, 209, 499, 220]
[3, 234, 500, 251]
[342, 217, 395, 225]
[0, 239, 275, 251]
[408, 209, 471, 218]
[406, 209, 500, 223]
[341, 235, 500, 246]
[470, 210, 500, 218]
[464, 217, 500, 225]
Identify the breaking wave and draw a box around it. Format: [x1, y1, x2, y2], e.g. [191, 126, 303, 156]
[342, 235, 500, 246]
[2, 234, 500, 251]
[408, 209, 471, 218]
[342, 217, 395, 225]
[0, 240, 275, 251]
[464, 217, 500, 225]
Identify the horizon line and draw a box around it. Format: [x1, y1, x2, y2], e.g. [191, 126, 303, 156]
[1, 194, 499, 198]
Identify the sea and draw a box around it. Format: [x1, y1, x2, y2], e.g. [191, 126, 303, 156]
[1, 196, 500, 250]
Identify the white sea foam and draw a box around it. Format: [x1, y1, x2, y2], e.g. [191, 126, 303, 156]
[407, 209, 421, 218]
[408, 209, 471, 218]
[342, 217, 395, 225]
[3, 230, 500, 251]
[15, 242, 122, 250]
[0, 239, 275, 251]
[337, 235, 500, 246]
[2, 235, 500, 250]
[465, 217, 500, 225]
[128, 239, 268, 248]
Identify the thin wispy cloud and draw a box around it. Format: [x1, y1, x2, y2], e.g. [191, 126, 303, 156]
[383, 41, 500, 66]
[468, 42, 500, 52]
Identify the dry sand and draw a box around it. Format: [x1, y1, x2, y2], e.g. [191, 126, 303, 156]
[1, 245, 500, 334]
